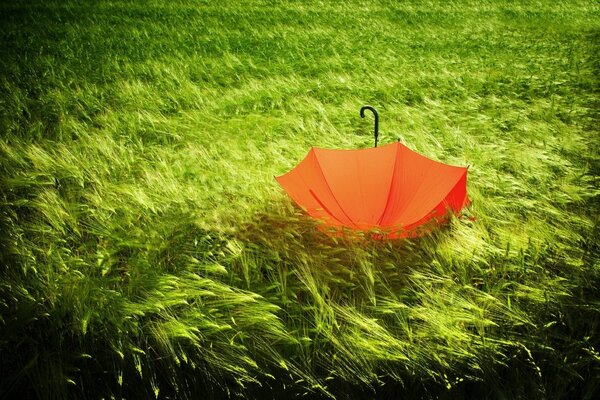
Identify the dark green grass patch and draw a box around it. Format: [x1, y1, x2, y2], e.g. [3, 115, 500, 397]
[1, 0, 599, 399]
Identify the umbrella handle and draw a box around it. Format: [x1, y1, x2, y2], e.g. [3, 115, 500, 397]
[360, 105, 379, 147]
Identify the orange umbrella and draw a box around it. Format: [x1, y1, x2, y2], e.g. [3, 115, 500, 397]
[276, 106, 470, 238]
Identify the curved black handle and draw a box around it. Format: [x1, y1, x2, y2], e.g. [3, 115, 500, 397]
[360, 105, 379, 147]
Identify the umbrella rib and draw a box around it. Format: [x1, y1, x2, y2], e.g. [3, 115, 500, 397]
[402, 167, 468, 227]
[377, 143, 401, 226]
[395, 157, 436, 227]
[312, 149, 359, 229]
[309, 189, 348, 226]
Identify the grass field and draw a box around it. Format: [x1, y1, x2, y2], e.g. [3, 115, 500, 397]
[1, 0, 599, 398]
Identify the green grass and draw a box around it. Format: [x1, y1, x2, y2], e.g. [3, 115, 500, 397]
[1, 0, 599, 398]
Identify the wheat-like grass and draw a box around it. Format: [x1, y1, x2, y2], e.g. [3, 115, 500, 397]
[0, 0, 598, 398]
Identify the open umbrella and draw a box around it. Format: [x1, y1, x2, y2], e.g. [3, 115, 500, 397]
[276, 106, 470, 238]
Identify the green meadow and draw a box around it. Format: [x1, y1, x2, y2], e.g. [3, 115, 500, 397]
[1, 0, 598, 398]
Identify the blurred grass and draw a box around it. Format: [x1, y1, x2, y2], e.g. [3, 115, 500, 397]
[0, 0, 599, 399]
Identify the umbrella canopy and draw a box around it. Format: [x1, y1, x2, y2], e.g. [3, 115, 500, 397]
[276, 107, 470, 238]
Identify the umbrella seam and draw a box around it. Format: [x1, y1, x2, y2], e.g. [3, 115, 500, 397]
[394, 153, 437, 226]
[312, 149, 360, 229]
[402, 168, 469, 228]
[354, 151, 367, 226]
[308, 189, 347, 226]
[377, 142, 401, 227]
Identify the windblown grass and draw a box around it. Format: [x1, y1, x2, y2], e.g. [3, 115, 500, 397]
[1, 0, 598, 398]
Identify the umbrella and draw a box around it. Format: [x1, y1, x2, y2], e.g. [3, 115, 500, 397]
[276, 106, 470, 238]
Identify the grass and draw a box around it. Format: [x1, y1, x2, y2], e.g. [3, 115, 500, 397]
[0, 0, 599, 398]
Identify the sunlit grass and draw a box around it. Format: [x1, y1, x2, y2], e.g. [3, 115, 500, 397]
[1, 0, 599, 398]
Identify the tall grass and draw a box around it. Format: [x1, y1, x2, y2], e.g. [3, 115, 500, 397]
[1, 0, 599, 398]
